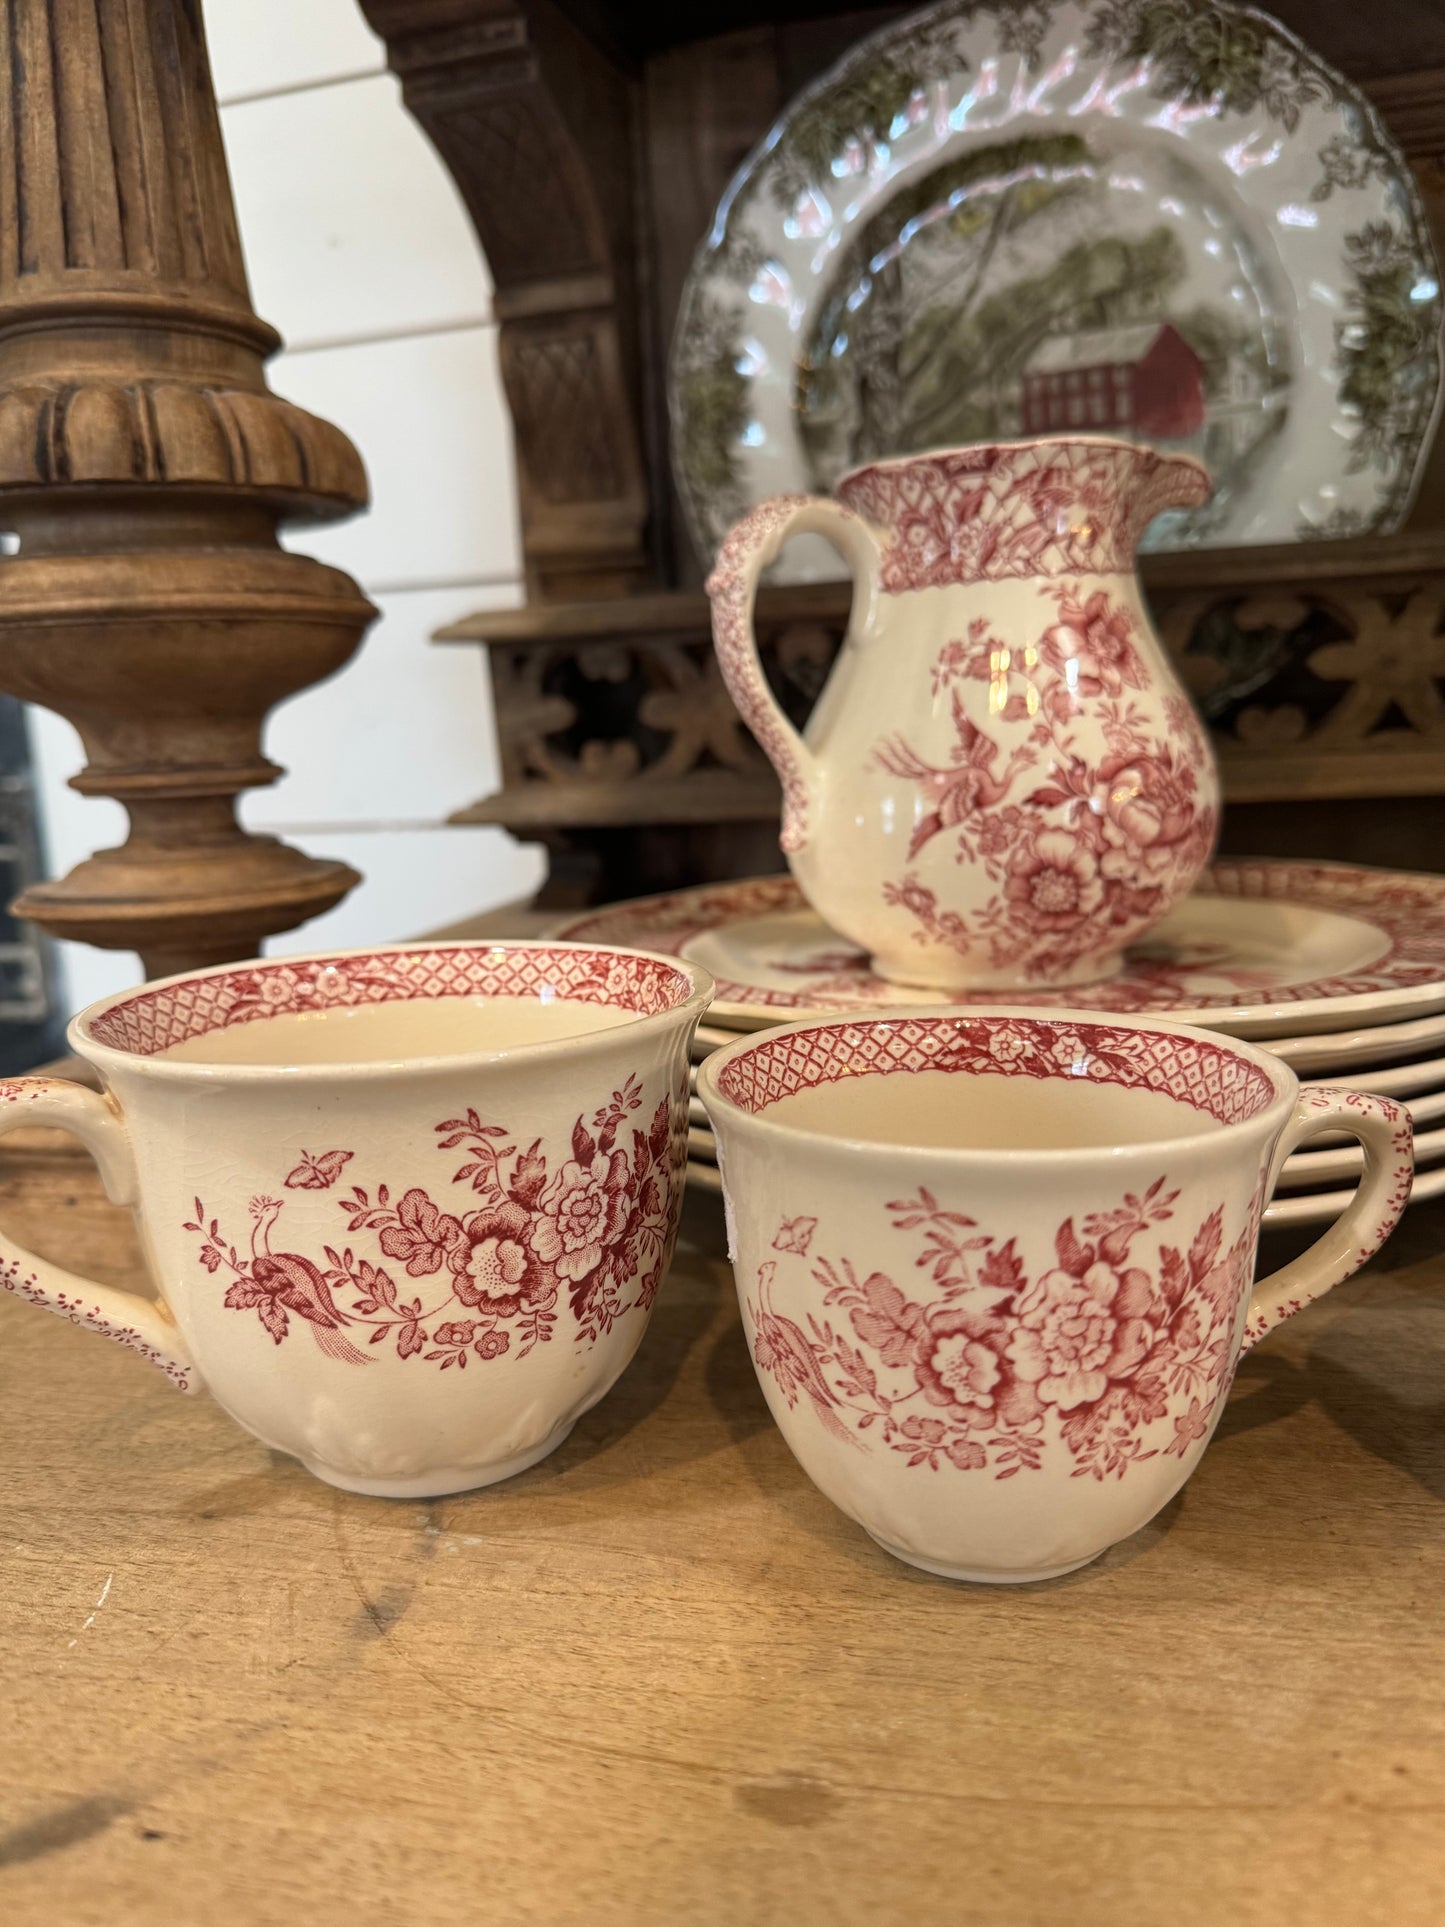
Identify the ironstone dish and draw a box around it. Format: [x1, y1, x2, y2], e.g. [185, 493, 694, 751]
[551, 861, 1445, 1042]
[671, 0, 1442, 579]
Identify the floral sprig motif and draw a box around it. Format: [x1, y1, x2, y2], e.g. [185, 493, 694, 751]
[183, 1080, 678, 1369]
[874, 585, 1217, 982]
[748, 1181, 1250, 1482]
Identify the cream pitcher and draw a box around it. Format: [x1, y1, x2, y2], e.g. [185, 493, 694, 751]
[707, 436, 1218, 991]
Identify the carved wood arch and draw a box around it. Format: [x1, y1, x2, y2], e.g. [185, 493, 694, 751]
[358, 0, 649, 598]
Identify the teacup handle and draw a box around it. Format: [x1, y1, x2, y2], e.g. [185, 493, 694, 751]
[1244, 1087, 1413, 1349]
[0, 1076, 196, 1392]
[706, 494, 881, 854]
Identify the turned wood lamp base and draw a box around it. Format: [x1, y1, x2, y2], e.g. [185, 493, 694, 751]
[0, 1, 375, 980]
[15, 839, 361, 983]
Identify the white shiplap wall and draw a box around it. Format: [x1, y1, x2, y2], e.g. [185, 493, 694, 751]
[27, 0, 542, 1018]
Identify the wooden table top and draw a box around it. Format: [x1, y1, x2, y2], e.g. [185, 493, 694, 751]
[3, 1135, 1445, 1925]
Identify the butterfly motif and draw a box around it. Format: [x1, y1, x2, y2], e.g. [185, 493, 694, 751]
[772, 1215, 818, 1258]
[284, 1149, 355, 1191]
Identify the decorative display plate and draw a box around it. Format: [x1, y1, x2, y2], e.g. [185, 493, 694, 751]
[671, 0, 1442, 579]
[553, 862, 1445, 1038]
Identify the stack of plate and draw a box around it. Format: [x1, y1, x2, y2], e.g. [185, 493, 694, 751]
[552, 861, 1445, 1231]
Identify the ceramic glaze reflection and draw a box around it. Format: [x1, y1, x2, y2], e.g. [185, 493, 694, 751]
[767, 1068, 1216, 1150]
[159, 996, 639, 1066]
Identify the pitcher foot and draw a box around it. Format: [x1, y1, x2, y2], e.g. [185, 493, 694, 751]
[868, 951, 1126, 995]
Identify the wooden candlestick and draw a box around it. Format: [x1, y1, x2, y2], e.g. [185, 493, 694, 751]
[0, 0, 375, 979]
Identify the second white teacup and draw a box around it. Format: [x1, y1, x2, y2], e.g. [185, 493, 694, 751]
[699, 1008, 1413, 1583]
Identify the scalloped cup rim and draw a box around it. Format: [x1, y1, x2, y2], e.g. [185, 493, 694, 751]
[696, 1005, 1298, 1165]
[72, 938, 715, 1083]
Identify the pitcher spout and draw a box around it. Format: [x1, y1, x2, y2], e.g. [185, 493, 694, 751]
[1117, 442, 1211, 553]
[834, 436, 1211, 591]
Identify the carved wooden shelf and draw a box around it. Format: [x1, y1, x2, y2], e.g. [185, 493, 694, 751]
[355, 2, 1445, 902]
[439, 535, 1445, 870]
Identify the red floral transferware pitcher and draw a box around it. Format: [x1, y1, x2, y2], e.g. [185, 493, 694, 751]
[707, 436, 1218, 991]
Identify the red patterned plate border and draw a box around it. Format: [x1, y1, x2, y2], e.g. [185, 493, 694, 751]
[550, 862, 1445, 1038]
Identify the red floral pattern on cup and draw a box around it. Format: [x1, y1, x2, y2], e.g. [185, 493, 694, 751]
[835, 441, 1209, 594]
[183, 1077, 681, 1368]
[748, 1182, 1250, 1482]
[874, 586, 1216, 982]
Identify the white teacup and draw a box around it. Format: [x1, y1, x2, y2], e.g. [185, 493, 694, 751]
[1, 941, 711, 1496]
[698, 1009, 1413, 1583]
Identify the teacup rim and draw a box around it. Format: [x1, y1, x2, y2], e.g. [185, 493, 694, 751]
[696, 1005, 1299, 1165]
[70, 938, 715, 1082]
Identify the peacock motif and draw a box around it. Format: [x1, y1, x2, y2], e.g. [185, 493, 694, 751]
[183, 1078, 683, 1370]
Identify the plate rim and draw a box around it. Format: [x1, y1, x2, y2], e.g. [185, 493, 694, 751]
[549, 859, 1445, 1039]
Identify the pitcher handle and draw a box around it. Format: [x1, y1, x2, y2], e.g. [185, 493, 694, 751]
[0, 1077, 196, 1392]
[1244, 1087, 1413, 1349]
[707, 495, 881, 855]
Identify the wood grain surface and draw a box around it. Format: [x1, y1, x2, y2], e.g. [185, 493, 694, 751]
[2, 1147, 1445, 1925]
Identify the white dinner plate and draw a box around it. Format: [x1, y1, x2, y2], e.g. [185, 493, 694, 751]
[1263, 1162, 1445, 1230]
[1311, 1052, 1445, 1100]
[1265, 1009, 1445, 1076]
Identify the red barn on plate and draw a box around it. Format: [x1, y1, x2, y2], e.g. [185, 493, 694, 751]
[1020, 323, 1206, 442]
